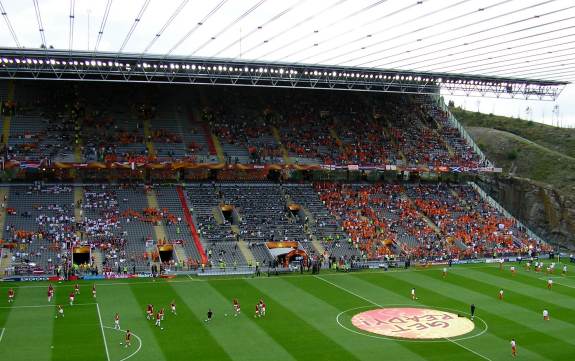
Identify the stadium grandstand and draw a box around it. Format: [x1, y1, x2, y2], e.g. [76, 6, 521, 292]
[0, 1, 574, 361]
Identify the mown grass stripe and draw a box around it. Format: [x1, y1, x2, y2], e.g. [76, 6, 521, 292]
[475, 266, 575, 299]
[171, 280, 296, 361]
[0, 287, 54, 361]
[313, 273, 493, 361]
[353, 272, 551, 361]
[352, 272, 545, 360]
[96, 280, 167, 361]
[282, 276, 448, 361]
[210, 278, 362, 361]
[50, 284, 106, 361]
[447, 270, 575, 328]
[382, 271, 573, 360]
[129, 281, 232, 361]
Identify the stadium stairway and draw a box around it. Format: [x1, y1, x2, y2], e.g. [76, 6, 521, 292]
[230, 225, 256, 265]
[298, 205, 326, 256]
[212, 206, 224, 224]
[143, 116, 157, 157]
[0, 186, 11, 275]
[271, 126, 292, 164]
[400, 193, 441, 234]
[431, 117, 456, 157]
[210, 132, 226, 163]
[0, 187, 9, 232]
[73, 186, 84, 238]
[1, 80, 14, 147]
[329, 128, 345, 153]
[91, 248, 104, 273]
[382, 117, 407, 164]
[0, 248, 12, 276]
[146, 188, 168, 242]
[172, 243, 188, 265]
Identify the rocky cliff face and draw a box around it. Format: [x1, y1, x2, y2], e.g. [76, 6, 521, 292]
[477, 175, 575, 250]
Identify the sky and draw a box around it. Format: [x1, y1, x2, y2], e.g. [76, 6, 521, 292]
[0, 0, 573, 125]
[444, 85, 575, 127]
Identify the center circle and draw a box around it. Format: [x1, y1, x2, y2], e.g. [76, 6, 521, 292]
[351, 307, 475, 340]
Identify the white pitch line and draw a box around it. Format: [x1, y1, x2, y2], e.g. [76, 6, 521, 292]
[314, 275, 383, 307]
[0, 302, 97, 309]
[552, 281, 575, 290]
[96, 303, 111, 361]
[0, 327, 5, 343]
[314, 275, 493, 361]
[103, 326, 143, 361]
[445, 338, 492, 361]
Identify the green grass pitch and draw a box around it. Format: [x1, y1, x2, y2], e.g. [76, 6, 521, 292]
[1, 262, 575, 361]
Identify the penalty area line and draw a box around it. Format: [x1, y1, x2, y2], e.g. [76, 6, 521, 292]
[0, 327, 4, 343]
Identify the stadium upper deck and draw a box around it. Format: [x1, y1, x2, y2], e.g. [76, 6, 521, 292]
[0, 80, 488, 172]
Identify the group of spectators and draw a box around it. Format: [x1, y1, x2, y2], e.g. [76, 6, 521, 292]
[316, 182, 547, 261]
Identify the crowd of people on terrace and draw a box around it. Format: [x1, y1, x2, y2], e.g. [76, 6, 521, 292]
[316, 182, 548, 260]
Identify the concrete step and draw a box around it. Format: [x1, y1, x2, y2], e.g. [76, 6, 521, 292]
[91, 248, 104, 273]
[311, 239, 326, 255]
[146, 189, 168, 242]
[173, 243, 188, 264]
[0, 249, 12, 276]
[237, 240, 255, 265]
[212, 206, 224, 224]
[0, 187, 10, 237]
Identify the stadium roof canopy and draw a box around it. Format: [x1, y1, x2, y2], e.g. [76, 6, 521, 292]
[0, 0, 573, 100]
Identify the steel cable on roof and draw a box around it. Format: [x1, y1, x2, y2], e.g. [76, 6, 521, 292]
[546, 74, 575, 81]
[188, 0, 268, 57]
[213, 0, 308, 59]
[295, 0, 471, 65]
[261, 0, 399, 62]
[309, 0, 486, 65]
[32, 0, 47, 48]
[370, 13, 575, 72]
[239, 0, 349, 58]
[412, 33, 575, 72]
[504, 67, 575, 80]
[322, 0, 528, 66]
[141, 0, 189, 55]
[397, 24, 575, 71]
[93, 0, 113, 53]
[445, 48, 575, 74]
[165, 0, 228, 57]
[339, 0, 562, 67]
[488, 62, 575, 77]
[118, 0, 151, 53]
[367, 3, 575, 69]
[0, 0, 20, 47]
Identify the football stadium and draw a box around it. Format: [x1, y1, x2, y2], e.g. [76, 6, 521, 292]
[0, 1, 574, 360]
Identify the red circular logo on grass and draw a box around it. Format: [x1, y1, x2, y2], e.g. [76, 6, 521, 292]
[351, 308, 475, 339]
